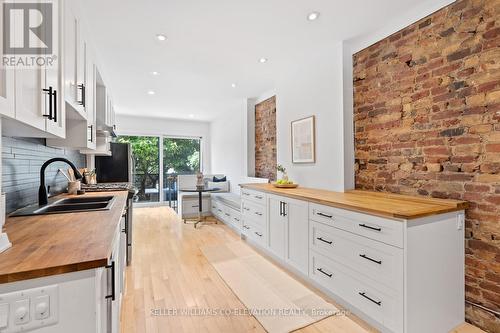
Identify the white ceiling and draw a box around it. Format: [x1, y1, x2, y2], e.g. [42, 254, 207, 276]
[79, 0, 430, 122]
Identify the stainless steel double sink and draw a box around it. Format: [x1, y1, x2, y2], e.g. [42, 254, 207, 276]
[10, 196, 116, 217]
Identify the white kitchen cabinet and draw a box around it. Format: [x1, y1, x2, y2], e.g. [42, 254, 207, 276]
[268, 195, 286, 258]
[2, 0, 65, 139]
[240, 185, 465, 333]
[267, 194, 309, 275]
[0, 2, 15, 118]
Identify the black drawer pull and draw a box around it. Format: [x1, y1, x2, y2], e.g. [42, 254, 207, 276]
[254, 212, 263, 216]
[317, 212, 333, 219]
[255, 232, 263, 237]
[359, 292, 382, 306]
[244, 207, 250, 211]
[234, 217, 240, 221]
[359, 254, 382, 265]
[225, 213, 230, 217]
[243, 192, 250, 196]
[243, 225, 250, 230]
[359, 224, 382, 232]
[317, 268, 332, 278]
[255, 195, 263, 199]
[105, 261, 115, 301]
[317, 237, 333, 245]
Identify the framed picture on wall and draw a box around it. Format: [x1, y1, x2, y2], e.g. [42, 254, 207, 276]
[291, 116, 316, 163]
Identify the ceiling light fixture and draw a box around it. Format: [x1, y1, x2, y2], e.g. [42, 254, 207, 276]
[259, 58, 268, 63]
[151, 71, 160, 76]
[147, 91, 155, 95]
[156, 34, 167, 41]
[231, 83, 237, 88]
[189, 114, 195, 118]
[307, 11, 320, 21]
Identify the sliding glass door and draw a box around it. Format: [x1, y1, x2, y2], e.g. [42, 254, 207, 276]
[116, 135, 201, 207]
[116, 136, 160, 203]
[163, 137, 201, 207]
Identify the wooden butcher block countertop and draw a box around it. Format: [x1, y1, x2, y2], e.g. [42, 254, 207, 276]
[240, 183, 467, 220]
[0, 191, 128, 284]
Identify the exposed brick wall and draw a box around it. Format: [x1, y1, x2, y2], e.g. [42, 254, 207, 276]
[353, 1, 499, 331]
[255, 96, 277, 180]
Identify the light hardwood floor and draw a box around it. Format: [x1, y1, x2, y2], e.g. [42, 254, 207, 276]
[120, 207, 483, 333]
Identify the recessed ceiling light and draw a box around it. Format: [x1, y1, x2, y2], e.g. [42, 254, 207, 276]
[231, 83, 237, 88]
[307, 12, 320, 21]
[147, 91, 155, 95]
[151, 71, 160, 76]
[259, 58, 268, 63]
[156, 34, 167, 41]
[189, 114, 195, 118]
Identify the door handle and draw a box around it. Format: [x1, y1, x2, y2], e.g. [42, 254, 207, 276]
[317, 212, 333, 219]
[42, 87, 53, 120]
[316, 268, 333, 278]
[316, 237, 333, 245]
[359, 292, 382, 306]
[52, 89, 57, 122]
[359, 254, 382, 265]
[105, 261, 115, 301]
[359, 224, 382, 232]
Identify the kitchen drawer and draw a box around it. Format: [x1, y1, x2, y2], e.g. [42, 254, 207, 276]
[310, 251, 402, 333]
[242, 220, 266, 247]
[241, 188, 266, 205]
[309, 203, 404, 248]
[310, 221, 403, 291]
[242, 200, 266, 227]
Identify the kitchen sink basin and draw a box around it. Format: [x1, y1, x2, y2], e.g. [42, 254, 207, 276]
[10, 196, 116, 217]
[56, 196, 115, 205]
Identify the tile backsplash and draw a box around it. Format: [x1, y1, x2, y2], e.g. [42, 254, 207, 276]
[2, 136, 86, 213]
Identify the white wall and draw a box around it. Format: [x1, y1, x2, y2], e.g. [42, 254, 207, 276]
[210, 100, 247, 194]
[211, 0, 454, 193]
[116, 114, 211, 172]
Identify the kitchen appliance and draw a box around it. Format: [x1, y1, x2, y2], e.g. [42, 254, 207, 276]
[94, 143, 136, 266]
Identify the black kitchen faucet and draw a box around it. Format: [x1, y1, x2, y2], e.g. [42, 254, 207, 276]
[38, 158, 83, 206]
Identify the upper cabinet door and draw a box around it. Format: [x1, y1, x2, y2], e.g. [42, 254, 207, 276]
[13, 1, 47, 131]
[76, 23, 86, 114]
[0, 2, 15, 118]
[63, 4, 81, 115]
[45, 0, 64, 137]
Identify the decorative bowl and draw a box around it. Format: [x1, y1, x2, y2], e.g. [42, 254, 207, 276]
[271, 182, 299, 189]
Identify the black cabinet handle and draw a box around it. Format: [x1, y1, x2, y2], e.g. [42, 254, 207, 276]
[242, 192, 250, 196]
[279, 201, 283, 216]
[317, 268, 332, 278]
[359, 224, 382, 232]
[243, 225, 250, 230]
[255, 232, 263, 237]
[359, 254, 382, 265]
[88, 125, 93, 142]
[359, 292, 382, 306]
[52, 89, 57, 122]
[317, 212, 333, 219]
[282, 202, 287, 217]
[225, 213, 230, 217]
[42, 87, 53, 120]
[78, 83, 85, 107]
[254, 212, 263, 216]
[317, 237, 333, 245]
[105, 261, 115, 301]
[244, 207, 250, 211]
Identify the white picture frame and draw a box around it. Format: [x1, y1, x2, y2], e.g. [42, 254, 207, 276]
[291, 116, 316, 164]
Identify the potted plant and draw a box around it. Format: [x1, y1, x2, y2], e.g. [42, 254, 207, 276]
[273, 164, 298, 188]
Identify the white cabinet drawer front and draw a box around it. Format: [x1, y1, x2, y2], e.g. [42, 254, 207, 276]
[242, 200, 266, 227]
[310, 251, 402, 333]
[243, 220, 266, 247]
[309, 203, 404, 248]
[310, 221, 403, 291]
[241, 188, 266, 204]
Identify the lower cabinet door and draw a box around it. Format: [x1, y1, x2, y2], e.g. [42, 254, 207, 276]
[268, 195, 286, 259]
[284, 198, 309, 275]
